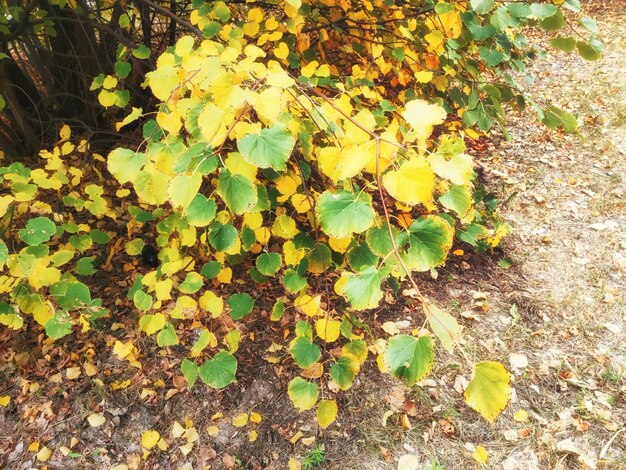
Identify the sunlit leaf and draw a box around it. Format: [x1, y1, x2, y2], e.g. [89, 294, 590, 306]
[464, 361, 511, 422]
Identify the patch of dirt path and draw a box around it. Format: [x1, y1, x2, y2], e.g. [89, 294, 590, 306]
[335, 1, 626, 468]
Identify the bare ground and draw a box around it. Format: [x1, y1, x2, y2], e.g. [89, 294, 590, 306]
[1, 1, 624, 469]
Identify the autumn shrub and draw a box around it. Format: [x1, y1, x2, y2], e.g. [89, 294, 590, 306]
[0, 0, 600, 425]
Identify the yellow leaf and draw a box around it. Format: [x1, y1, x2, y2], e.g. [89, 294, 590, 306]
[145, 65, 179, 101]
[472, 445, 488, 464]
[66, 366, 81, 380]
[274, 42, 289, 60]
[232, 413, 249, 427]
[98, 90, 117, 108]
[110, 379, 131, 390]
[290, 193, 312, 213]
[397, 454, 420, 470]
[179, 441, 194, 455]
[141, 430, 161, 449]
[198, 290, 224, 317]
[243, 212, 263, 230]
[206, 425, 220, 437]
[0, 395, 10, 407]
[382, 157, 435, 205]
[414, 70, 433, 83]
[464, 361, 511, 423]
[429, 152, 473, 185]
[248, 429, 258, 442]
[156, 110, 182, 135]
[275, 175, 298, 197]
[250, 412, 262, 424]
[29, 441, 40, 452]
[36, 446, 52, 462]
[328, 236, 352, 254]
[225, 152, 257, 181]
[266, 60, 295, 88]
[316, 399, 338, 429]
[171, 421, 185, 438]
[295, 294, 322, 317]
[513, 409, 529, 423]
[87, 413, 106, 427]
[103, 75, 118, 89]
[301, 60, 319, 78]
[401, 99, 447, 144]
[59, 124, 71, 140]
[216, 267, 232, 284]
[315, 318, 341, 343]
[283, 240, 306, 266]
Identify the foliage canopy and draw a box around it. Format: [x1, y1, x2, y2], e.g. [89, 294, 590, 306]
[0, 0, 600, 427]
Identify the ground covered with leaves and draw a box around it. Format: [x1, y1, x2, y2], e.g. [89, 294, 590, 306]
[1, 1, 624, 469]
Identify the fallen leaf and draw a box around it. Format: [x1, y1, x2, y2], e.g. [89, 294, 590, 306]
[87, 412, 106, 427]
[397, 454, 419, 470]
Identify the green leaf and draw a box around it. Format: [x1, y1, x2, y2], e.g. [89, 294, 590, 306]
[290, 336, 321, 368]
[89, 229, 111, 244]
[185, 194, 216, 227]
[237, 124, 295, 171]
[45, 310, 73, 339]
[576, 40, 602, 61]
[464, 361, 511, 422]
[50, 281, 91, 309]
[157, 322, 179, 346]
[114, 61, 131, 79]
[132, 44, 151, 59]
[283, 269, 308, 293]
[107, 148, 147, 184]
[199, 351, 237, 389]
[439, 183, 473, 217]
[530, 3, 557, 19]
[344, 266, 388, 310]
[383, 335, 434, 386]
[217, 169, 257, 214]
[550, 36, 576, 52]
[168, 174, 202, 209]
[346, 243, 378, 272]
[397, 216, 454, 272]
[208, 223, 238, 252]
[228, 293, 254, 320]
[133, 290, 153, 311]
[0, 240, 8, 268]
[329, 355, 359, 390]
[75, 257, 97, 275]
[201, 261, 222, 279]
[270, 300, 285, 321]
[181, 359, 198, 387]
[256, 252, 282, 276]
[366, 224, 399, 258]
[287, 377, 318, 411]
[470, 0, 493, 14]
[179, 272, 204, 294]
[19, 217, 56, 246]
[479, 47, 505, 67]
[316, 190, 375, 238]
[0, 303, 23, 329]
[69, 234, 93, 252]
[540, 9, 564, 31]
[426, 304, 461, 352]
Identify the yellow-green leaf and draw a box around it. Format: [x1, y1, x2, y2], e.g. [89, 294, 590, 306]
[382, 157, 435, 205]
[464, 361, 511, 423]
[316, 399, 338, 429]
